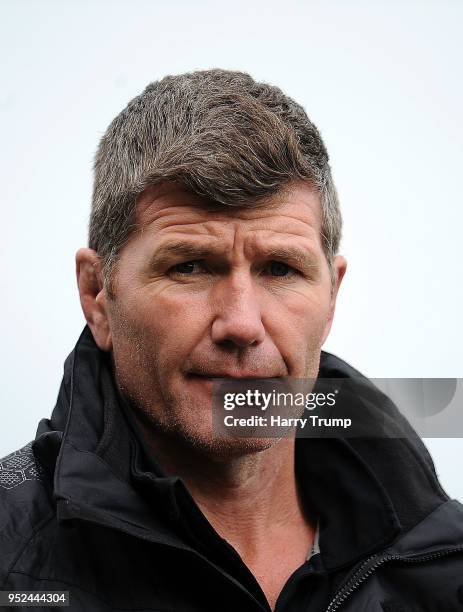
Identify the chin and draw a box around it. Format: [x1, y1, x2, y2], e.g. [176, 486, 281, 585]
[189, 433, 277, 460]
[175, 401, 281, 458]
[134, 386, 283, 460]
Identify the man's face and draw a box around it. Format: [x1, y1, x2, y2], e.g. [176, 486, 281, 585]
[100, 181, 345, 456]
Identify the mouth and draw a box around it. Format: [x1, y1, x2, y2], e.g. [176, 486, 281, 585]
[186, 373, 281, 380]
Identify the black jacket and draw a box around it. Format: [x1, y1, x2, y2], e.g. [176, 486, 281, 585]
[1, 325, 463, 611]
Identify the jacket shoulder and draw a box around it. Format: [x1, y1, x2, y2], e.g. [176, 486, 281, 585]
[0, 441, 55, 587]
[0, 441, 46, 491]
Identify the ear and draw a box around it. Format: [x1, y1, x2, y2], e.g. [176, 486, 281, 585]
[75, 248, 112, 351]
[320, 255, 347, 346]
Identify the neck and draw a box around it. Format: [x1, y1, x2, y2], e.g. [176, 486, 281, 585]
[134, 419, 313, 562]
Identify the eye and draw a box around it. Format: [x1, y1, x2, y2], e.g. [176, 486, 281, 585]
[266, 261, 297, 277]
[170, 260, 203, 275]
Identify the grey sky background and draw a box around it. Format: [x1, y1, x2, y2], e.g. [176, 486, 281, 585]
[1, 0, 462, 498]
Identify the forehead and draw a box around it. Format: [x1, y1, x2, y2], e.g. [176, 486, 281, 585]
[133, 181, 323, 245]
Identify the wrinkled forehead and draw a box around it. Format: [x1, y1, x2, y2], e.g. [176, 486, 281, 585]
[133, 180, 323, 238]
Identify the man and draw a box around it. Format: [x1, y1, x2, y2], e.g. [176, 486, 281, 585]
[1, 69, 462, 612]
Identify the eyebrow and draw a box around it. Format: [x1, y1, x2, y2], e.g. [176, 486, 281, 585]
[146, 241, 223, 271]
[146, 240, 320, 272]
[259, 245, 320, 270]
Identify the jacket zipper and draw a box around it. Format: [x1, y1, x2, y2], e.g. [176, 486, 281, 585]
[325, 546, 463, 612]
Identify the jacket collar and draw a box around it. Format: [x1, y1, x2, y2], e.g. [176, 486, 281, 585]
[295, 437, 400, 570]
[33, 325, 451, 571]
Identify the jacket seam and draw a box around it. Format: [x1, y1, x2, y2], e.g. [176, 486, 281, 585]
[5, 570, 176, 612]
[1, 510, 55, 590]
[64, 440, 136, 488]
[387, 498, 462, 551]
[53, 336, 78, 496]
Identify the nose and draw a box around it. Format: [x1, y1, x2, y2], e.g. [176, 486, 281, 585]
[211, 273, 266, 348]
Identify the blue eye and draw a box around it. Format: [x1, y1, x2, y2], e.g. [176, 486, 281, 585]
[169, 260, 297, 278]
[172, 261, 201, 274]
[269, 261, 293, 277]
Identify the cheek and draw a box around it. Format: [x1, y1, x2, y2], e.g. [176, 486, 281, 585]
[264, 291, 331, 370]
[116, 290, 210, 367]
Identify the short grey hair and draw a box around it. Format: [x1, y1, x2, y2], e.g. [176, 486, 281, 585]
[89, 69, 342, 298]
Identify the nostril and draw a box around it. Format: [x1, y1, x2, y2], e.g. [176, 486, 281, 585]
[211, 319, 265, 349]
[457, 584, 463, 604]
